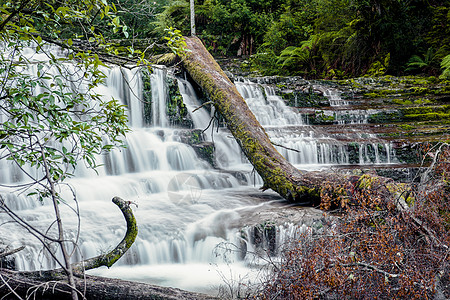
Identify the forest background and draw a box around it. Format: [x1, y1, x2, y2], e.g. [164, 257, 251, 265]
[151, 0, 450, 79]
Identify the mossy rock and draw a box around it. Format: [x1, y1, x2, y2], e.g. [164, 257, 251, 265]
[282, 90, 330, 108]
[191, 142, 216, 168]
[176, 129, 205, 145]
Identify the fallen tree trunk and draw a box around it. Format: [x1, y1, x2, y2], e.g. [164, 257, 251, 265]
[180, 36, 410, 205]
[0, 269, 216, 300]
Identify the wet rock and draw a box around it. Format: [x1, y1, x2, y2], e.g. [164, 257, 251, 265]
[190, 142, 215, 167]
[175, 129, 216, 167]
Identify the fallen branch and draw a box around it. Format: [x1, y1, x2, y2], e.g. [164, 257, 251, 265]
[271, 142, 301, 153]
[0, 246, 25, 259]
[347, 262, 399, 278]
[316, 261, 399, 278]
[72, 196, 138, 273]
[192, 101, 213, 113]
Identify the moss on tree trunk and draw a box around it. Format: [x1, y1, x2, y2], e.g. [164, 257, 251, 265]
[180, 36, 411, 205]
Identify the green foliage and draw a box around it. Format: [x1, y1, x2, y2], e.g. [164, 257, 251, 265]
[156, 0, 448, 78]
[261, 0, 315, 54]
[0, 0, 132, 193]
[154, 0, 189, 36]
[167, 77, 191, 127]
[111, 0, 167, 38]
[406, 48, 440, 75]
[248, 0, 442, 78]
[275, 36, 318, 76]
[163, 27, 187, 56]
[155, 0, 284, 56]
[425, 6, 450, 59]
[366, 53, 390, 77]
[440, 54, 450, 80]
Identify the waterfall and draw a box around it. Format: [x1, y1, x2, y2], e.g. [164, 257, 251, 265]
[150, 67, 169, 127]
[234, 79, 304, 126]
[1, 47, 399, 295]
[323, 88, 349, 106]
[178, 77, 249, 169]
[232, 81, 395, 167]
[0, 60, 294, 295]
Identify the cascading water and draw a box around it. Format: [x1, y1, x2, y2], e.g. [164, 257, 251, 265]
[1, 60, 310, 295]
[150, 66, 169, 127]
[178, 77, 248, 169]
[232, 79, 395, 167]
[235, 79, 304, 127]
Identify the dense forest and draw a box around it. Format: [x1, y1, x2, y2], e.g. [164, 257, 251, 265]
[5, 0, 449, 78]
[153, 0, 450, 78]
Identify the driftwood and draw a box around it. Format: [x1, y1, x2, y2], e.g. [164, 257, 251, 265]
[180, 36, 411, 205]
[72, 197, 137, 273]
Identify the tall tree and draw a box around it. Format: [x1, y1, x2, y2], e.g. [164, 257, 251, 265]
[190, 0, 195, 35]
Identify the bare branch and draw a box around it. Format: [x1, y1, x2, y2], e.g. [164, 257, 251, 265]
[0, 246, 25, 259]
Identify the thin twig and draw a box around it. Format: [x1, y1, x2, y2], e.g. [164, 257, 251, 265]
[271, 142, 302, 153]
[0, 273, 23, 300]
[192, 101, 213, 113]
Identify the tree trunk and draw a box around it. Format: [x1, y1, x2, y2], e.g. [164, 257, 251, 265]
[190, 0, 195, 36]
[180, 36, 411, 205]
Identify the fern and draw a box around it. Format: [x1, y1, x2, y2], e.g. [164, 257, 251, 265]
[440, 54, 450, 79]
[276, 35, 319, 72]
[405, 48, 437, 72]
[405, 55, 428, 71]
[277, 46, 310, 69]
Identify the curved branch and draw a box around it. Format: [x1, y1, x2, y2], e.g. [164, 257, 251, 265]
[72, 197, 138, 273]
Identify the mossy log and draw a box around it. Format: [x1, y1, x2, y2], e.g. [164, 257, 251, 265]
[72, 197, 137, 273]
[180, 36, 411, 204]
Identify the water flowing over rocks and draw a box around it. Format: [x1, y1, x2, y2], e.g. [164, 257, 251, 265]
[1, 42, 449, 297]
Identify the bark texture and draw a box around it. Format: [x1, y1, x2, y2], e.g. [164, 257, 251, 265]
[180, 36, 411, 204]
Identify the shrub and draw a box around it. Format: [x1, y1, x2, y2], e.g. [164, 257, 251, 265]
[258, 144, 450, 299]
[440, 54, 450, 79]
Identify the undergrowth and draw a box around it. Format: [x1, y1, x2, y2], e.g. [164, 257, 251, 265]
[255, 143, 450, 299]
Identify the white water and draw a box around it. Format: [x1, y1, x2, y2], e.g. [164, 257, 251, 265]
[235, 79, 304, 126]
[233, 80, 396, 166]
